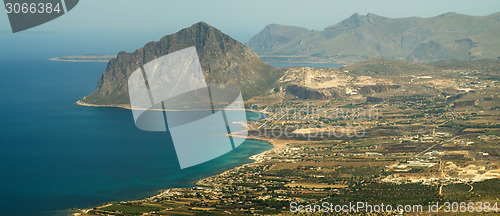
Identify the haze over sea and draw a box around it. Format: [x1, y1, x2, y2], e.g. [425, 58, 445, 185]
[0, 56, 272, 216]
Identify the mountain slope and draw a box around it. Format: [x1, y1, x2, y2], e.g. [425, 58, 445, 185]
[246, 24, 311, 54]
[247, 12, 500, 62]
[79, 22, 282, 107]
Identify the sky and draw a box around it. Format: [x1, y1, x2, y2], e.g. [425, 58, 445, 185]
[0, 0, 499, 58]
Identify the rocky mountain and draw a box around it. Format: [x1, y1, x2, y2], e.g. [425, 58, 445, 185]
[248, 12, 500, 63]
[246, 24, 311, 54]
[78, 22, 282, 107]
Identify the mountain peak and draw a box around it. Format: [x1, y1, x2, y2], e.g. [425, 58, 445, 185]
[350, 13, 361, 17]
[189, 21, 216, 30]
[265, 23, 285, 29]
[79, 22, 281, 107]
[194, 21, 210, 26]
[339, 12, 368, 28]
[431, 12, 462, 19]
[247, 24, 310, 54]
[249, 12, 500, 63]
[440, 12, 459, 16]
[176, 21, 223, 37]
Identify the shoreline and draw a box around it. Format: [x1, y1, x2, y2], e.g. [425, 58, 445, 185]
[50, 55, 116, 63]
[50, 58, 111, 63]
[75, 100, 132, 109]
[75, 100, 248, 112]
[73, 136, 293, 215]
[72, 102, 285, 215]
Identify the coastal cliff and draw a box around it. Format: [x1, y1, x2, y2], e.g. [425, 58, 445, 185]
[79, 22, 282, 107]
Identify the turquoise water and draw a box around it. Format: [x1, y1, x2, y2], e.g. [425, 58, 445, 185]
[0, 58, 272, 215]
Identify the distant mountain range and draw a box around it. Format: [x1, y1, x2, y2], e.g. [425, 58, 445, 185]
[248, 12, 500, 63]
[78, 22, 281, 107]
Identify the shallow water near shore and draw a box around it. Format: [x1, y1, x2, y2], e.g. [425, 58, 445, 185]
[0, 57, 272, 216]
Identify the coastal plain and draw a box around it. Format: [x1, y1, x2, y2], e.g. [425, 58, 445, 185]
[76, 58, 500, 216]
[70, 15, 500, 215]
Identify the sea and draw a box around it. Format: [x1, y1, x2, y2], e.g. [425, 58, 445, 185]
[0, 57, 273, 216]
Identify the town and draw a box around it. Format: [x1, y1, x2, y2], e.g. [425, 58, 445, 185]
[77, 59, 499, 216]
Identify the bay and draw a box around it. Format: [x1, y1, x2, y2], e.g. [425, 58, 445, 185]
[0, 58, 272, 216]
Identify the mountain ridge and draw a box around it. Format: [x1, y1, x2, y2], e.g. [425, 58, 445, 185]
[247, 12, 500, 63]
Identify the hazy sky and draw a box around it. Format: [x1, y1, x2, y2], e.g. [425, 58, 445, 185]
[0, 0, 499, 58]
